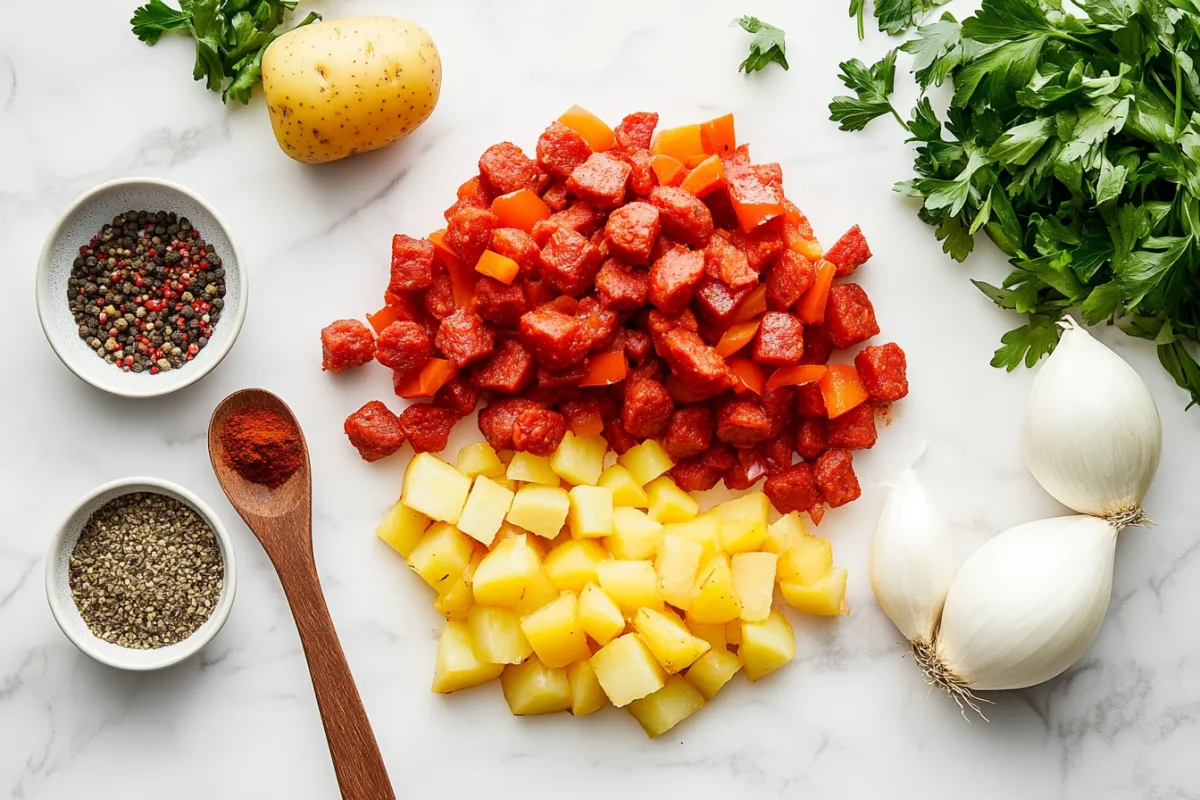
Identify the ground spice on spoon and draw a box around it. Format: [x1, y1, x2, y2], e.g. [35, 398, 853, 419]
[220, 408, 304, 487]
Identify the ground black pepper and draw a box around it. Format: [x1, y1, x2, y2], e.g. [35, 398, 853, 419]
[67, 210, 226, 374]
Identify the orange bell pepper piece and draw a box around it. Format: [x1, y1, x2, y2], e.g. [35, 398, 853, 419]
[715, 320, 760, 357]
[665, 376, 709, 404]
[765, 364, 827, 393]
[395, 358, 457, 399]
[579, 352, 628, 387]
[440, 251, 477, 307]
[684, 153, 710, 169]
[796, 260, 836, 325]
[366, 305, 403, 335]
[651, 124, 705, 164]
[732, 284, 768, 324]
[782, 201, 823, 260]
[428, 228, 458, 259]
[491, 188, 551, 233]
[723, 147, 784, 232]
[475, 250, 520, 285]
[700, 113, 737, 156]
[680, 155, 726, 198]
[559, 105, 614, 152]
[820, 364, 869, 419]
[728, 357, 766, 396]
[650, 154, 687, 187]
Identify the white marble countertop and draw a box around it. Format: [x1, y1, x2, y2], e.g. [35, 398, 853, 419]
[3, 1, 1199, 797]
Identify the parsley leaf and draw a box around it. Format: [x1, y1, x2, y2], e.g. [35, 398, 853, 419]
[733, 17, 788, 74]
[874, 0, 952, 36]
[829, 50, 908, 132]
[991, 315, 1062, 371]
[131, 0, 191, 44]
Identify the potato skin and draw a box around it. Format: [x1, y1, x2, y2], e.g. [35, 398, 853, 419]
[262, 16, 441, 164]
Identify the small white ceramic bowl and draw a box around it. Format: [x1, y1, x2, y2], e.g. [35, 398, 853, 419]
[46, 477, 237, 671]
[36, 178, 248, 398]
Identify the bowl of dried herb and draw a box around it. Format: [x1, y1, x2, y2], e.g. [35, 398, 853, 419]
[36, 177, 248, 398]
[46, 477, 237, 670]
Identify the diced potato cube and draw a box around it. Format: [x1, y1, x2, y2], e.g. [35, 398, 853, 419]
[408, 522, 477, 593]
[500, 656, 572, 715]
[543, 539, 609, 594]
[634, 607, 711, 673]
[567, 659, 608, 716]
[620, 439, 675, 486]
[688, 553, 741, 624]
[506, 484, 571, 539]
[762, 512, 807, 555]
[604, 507, 664, 560]
[662, 514, 721, 561]
[468, 605, 531, 664]
[598, 464, 649, 508]
[711, 493, 769, 553]
[646, 477, 699, 523]
[513, 567, 560, 617]
[507, 452, 560, 485]
[776, 534, 833, 585]
[686, 620, 727, 652]
[732, 552, 778, 623]
[597, 560, 661, 614]
[590, 633, 667, 707]
[567, 485, 614, 539]
[403, 453, 472, 524]
[578, 582, 625, 646]
[739, 608, 795, 681]
[550, 431, 608, 486]
[456, 441, 505, 478]
[431, 620, 504, 693]
[655, 533, 704, 609]
[520, 591, 591, 668]
[628, 675, 706, 738]
[456, 476, 515, 547]
[725, 619, 742, 647]
[686, 648, 743, 700]
[434, 550, 483, 621]
[375, 501, 431, 558]
[473, 534, 541, 607]
[780, 567, 849, 617]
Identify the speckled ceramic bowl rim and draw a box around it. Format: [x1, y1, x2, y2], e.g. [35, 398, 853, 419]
[35, 177, 249, 398]
[46, 476, 237, 671]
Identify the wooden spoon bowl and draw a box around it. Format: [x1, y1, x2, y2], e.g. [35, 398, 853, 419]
[209, 389, 395, 800]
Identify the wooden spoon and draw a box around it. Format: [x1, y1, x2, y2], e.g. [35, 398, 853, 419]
[208, 389, 395, 800]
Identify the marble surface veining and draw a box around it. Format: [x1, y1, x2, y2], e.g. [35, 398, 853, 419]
[2, 1, 1199, 797]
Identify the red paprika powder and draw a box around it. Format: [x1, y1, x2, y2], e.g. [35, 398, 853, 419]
[220, 408, 303, 487]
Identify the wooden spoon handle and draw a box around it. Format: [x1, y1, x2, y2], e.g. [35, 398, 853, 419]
[276, 562, 396, 800]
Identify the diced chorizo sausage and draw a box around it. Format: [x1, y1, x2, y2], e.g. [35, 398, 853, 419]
[824, 283, 880, 348]
[725, 447, 769, 490]
[399, 403, 458, 454]
[813, 449, 861, 507]
[649, 186, 714, 246]
[477, 397, 543, 452]
[762, 431, 795, 475]
[601, 403, 638, 455]
[660, 328, 735, 394]
[704, 190, 740, 231]
[389, 234, 436, 292]
[577, 298, 620, 352]
[475, 276, 528, 327]
[321, 319, 375, 372]
[433, 373, 480, 417]
[478, 142, 543, 195]
[827, 403, 877, 450]
[670, 457, 724, 492]
[446, 207, 501, 267]
[662, 405, 714, 460]
[375, 321, 431, 379]
[605, 202, 661, 265]
[567, 152, 631, 209]
[435, 309, 494, 368]
[649, 247, 705, 315]
[538, 361, 588, 389]
[559, 398, 605, 438]
[762, 386, 795, 438]
[471, 338, 536, 394]
[731, 224, 784, 274]
[716, 399, 771, 448]
[382, 289, 423, 322]
[489, 227, 541, 279]
[795, 417, 828, 460]
[795, 382, 827, 417]
[596, 258, 649, 310]
[539, 228, 603, 296]
[522, 279, 556, 310]
[610, 326, 653, 365]
[627, 149, 657, 196]
[801, 323, 834, 366]
[344, 401, 406, 462]
[766, 250, 815, 310]
[518, 306, 589, 369]
[763, 464, 821, 514]
[536, 121, 593, 180]
[704, 234, 756, 287]
[614, 111, 659, 151]
[753, 311, 805, 367]
[854, 343, 908, 402]
[723, 146, 784, 229]
[753, 163, 784, 189]
[422, 274, 457, 321]
[542, 180, 570, 212]
[512, 407, 568, 457]
[532, 203, 600, 247]
[693, 277, 752, 330]
[824, 225, 872, 277]
[622, 377, 674, 438]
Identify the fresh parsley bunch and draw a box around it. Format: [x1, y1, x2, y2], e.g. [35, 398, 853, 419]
[131, 0, 320, 104]
[831, 0, 1200, 407]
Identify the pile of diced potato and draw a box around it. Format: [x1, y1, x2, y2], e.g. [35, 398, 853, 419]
[376, 432, 848, 738]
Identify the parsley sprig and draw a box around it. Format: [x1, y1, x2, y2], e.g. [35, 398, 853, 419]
[131, 0, 320, 104]
[850, 0, 952, 40]
[831, 0, 1200, 407]
[733, 16, 789, 74]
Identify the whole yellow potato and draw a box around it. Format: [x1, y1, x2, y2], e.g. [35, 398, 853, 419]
[262, 16, 441, 164]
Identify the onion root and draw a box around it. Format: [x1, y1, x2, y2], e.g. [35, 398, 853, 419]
[910, 638, 992, 721]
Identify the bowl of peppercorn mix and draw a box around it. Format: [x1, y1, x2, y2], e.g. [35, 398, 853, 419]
[46, 476, 237, 671]
[36, 177, 247, 398]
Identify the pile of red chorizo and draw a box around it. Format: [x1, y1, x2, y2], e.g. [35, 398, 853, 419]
[321, 107, 908, 522]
